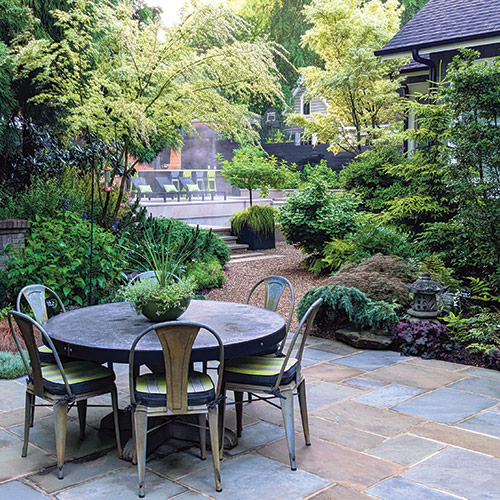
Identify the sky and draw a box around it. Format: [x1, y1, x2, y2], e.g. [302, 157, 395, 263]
[153, 0, 218, 27]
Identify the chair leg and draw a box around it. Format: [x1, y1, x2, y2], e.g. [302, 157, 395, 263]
[234, 391, 243, 437]
[297, 380, 311, 446]
[198, 414, 207, 460]
[218, 388, 226, 457]
[110, 387, 123, 458]
[77, 400, 87, 441]
[134, 407, 148, 498]
[280, 389, 296, 470]
[29, 393, 35, 428]
[208, 407, 222, 492]
[53, 400, 68, 479]
[248, 392, 253, 403]
[22, 392, 33, 457]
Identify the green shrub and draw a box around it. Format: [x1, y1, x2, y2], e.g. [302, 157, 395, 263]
[279, 178, 360, 256]
[339, 147, 406, 212]
[231, 205, 276, 237]
[301, 160, 338, 189]
[297, 285, 398, 333]
[321, 218, 414, 272]
[0, 351, 27, 379]
[125, 216, 230, 268]
[5, 211, 127, 307]
[187, 257, 227, 291]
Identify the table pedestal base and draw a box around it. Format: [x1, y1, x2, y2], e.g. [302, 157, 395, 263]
[101, 411, 238, 461]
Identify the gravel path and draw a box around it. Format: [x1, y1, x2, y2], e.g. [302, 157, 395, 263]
[207, 242, 327, 332]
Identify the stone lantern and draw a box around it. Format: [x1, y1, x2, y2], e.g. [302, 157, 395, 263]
[406, 273, 447, 322]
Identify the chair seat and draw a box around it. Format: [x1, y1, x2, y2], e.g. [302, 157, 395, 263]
[41, 361, 115, 395]
[135, 372, 215, 407]
[224, 356, 298, 386]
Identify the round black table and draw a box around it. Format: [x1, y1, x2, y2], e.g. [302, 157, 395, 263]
[44, 300, 286, 365]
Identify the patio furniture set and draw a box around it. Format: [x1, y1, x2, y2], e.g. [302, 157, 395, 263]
[8, 278, 322, 498]
[131, 171, 227, 202]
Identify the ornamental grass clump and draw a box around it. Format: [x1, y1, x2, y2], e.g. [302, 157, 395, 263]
[231, 205, 276, 237]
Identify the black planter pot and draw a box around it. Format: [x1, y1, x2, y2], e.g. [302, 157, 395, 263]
[236, 224, 275, 250]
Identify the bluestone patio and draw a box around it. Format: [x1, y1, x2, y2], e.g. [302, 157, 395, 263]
[1, 336, 499, 500]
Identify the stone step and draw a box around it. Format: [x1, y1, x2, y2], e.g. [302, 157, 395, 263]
[229, 254, 284, 264]
[220, 235, 237, 242]
[230, 252, 264, 260]
[227, 242, 250, 254]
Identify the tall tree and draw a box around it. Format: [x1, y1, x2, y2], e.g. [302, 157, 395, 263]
[18, 0, 285, 226]
[399, 0, 430, 25]
[289, 0, 405, 155]
[228, 0, 315, 112]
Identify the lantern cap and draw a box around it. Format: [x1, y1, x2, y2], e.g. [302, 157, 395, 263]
[407, 273, 446, 294]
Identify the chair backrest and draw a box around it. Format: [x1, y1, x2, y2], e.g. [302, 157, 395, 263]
[16, 284, 66, 325]
[272, 298, 323, 390]
[126, 271, 159, 290]
[131, 177, 148, 188]
[156, 176, 176, 190]
[129, 322, 224, 413]
[246, 276, 295, 335]
[8, 311, 71, 397]
[206, 171, 217, 191]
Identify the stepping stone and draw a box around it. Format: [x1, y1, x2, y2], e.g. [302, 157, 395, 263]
[365, 433, 445, 466]
[448, 376, 500, 399]
[225, 421, 285, 455]
[303, 348, 343, 362]
[331, 351, 406, 371]
[458, 409, 500, 438]
[55, 466, 185, 500]
[402, 447, 500, 499]
[0, 480, 50, 499]
[228, 254, 284, 264]
[310, 484, 373, 499]
[303, 364, 364, 384]
[392, 388, 497, 425]
[367, 476, 460, 500]
[354, 384, 425, 408]
[258, 436, 403, 490]
[304, 381, 361, 411]
[342, 377, 388, 391]
[181, 454, 330, 500]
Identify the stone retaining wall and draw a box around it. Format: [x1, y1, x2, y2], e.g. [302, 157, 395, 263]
[0, 219, 30, 269]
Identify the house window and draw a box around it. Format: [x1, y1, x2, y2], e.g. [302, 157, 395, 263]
[303, 101, 310, 115]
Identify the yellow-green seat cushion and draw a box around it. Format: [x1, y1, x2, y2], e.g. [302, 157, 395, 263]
[138, 185, 153, 194]
[42, 361, 115, 395]
[135, 372, 215, 407]
[224, 356, 298, 386]
[186, 184, 201, 193]
[163, 184, 177, 193]
[38, 345, 55, 363]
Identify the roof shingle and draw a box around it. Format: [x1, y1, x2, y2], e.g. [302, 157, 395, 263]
[376, 0, 500, 56]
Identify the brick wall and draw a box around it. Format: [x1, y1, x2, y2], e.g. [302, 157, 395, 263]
[0, 219, 30, 269]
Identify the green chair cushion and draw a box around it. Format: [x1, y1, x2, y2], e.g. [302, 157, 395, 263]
[135, 372, 215, 407]
[38, 345, 55, 363]
[42, 361, 115, 395]
[163, 184, 177, 193]
[138, 185, 153, 194]
[186, 184, 201, 193]
[224, 355, 298, 386]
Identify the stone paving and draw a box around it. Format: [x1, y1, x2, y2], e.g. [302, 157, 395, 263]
[1, 337, 500, 499]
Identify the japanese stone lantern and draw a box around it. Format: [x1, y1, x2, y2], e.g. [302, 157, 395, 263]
[406, 273, 447, 321]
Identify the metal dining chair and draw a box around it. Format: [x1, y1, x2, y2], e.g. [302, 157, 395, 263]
[220, 298, 323, 470]
[246, 276, 296, 343]
[16, 284, 67, 364]
[129, 321, 224, 497]
[8, 311, 122, 479]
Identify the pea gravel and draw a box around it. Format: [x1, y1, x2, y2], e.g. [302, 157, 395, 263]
[206, 242, 327, 331]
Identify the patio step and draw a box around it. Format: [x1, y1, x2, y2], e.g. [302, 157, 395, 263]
[227, 242, 250, 254]
[230, 252, 264, 260]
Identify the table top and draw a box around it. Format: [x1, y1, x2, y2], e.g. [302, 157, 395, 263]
[44, 300, 286, 364]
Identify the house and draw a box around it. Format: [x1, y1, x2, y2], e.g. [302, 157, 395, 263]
[376, 0, 500, 93]
[284, 81, 328, 145]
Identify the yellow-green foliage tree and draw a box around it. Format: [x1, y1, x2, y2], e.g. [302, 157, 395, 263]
[289, 0, 405, 154]
[17, 0, 285, 226]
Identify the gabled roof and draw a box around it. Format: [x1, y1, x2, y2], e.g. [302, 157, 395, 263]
[376, 0, 500, 57]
